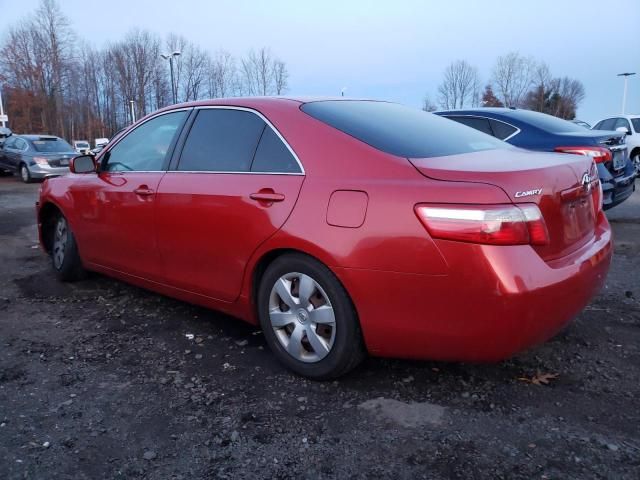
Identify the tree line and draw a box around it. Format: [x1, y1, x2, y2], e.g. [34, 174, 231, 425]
[0, 0, 290, 142]
[425, 52, 586, 119]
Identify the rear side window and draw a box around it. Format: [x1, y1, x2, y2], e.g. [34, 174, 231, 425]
[15, 138, 28, 150]
[179, 109, 265, 172]
[448, 116, 494, 136]
[301, 101, 506, 158]
[251, 127, 301, 173]
[489, 119, 518, 140]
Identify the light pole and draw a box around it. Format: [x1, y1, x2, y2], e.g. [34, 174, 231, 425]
[129, 100, 136, 124]
[340, 87, 347, 97]
[0, 84, 6, 128]
[617, 72, 636, 114]
[161, 51, 181, 105]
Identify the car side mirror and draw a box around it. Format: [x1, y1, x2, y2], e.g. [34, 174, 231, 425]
[616, 126, 630, 135]
[70, 155, 96, 174]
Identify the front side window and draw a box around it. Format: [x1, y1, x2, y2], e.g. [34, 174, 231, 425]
[301, 101, 507, 158]
[178, 109, 265, 172]
[595, 118, 616, 131]
[614, 118, 632, 132]
[631, 118, 640, 134]
[103, 111, 187, 172]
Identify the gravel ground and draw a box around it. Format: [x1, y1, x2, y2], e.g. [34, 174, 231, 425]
[1, 176, 639, 479]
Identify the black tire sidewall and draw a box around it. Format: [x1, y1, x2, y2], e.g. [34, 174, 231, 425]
[52, 215, 84, 281]
[258, 253, 363, 379]
[20, 164, 31, 183]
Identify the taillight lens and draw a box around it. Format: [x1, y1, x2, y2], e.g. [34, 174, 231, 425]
[415, 204, 549, 246]
[33, 156, 49, 165]
[554, 146, 611, 163]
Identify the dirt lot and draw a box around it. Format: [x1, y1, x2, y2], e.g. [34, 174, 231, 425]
[1, 176, 639, 479]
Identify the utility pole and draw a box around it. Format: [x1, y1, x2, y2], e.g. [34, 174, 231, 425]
[161, 51, 181, 105]
[617, 72, 636, 114]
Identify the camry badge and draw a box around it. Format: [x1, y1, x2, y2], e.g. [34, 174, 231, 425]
[514, 188, 542, 198]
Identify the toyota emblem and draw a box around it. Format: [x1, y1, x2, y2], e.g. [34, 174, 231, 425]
[581, 172, 592, 193]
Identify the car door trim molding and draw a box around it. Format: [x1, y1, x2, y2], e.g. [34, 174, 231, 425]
[183, 105, 305, 175]
[442, 114, 521, 142]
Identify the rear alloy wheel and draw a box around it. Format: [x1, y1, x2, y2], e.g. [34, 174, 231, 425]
[258, 253, 365, 379]
[20, 164, 32, 183]
[51, 214, 85, 281]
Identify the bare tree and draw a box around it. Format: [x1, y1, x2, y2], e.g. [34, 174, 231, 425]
[273, 60, 289, 95]
[437, 60, 479, 109]
[239, 47, 289, 96]
[422, 95, 437, 112]
[491, 52, 537, 107]
[0, 1, 293, 140]
[207, 50, 237, 98]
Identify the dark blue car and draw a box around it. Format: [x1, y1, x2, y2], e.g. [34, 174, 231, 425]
[435, 108, 635, 210]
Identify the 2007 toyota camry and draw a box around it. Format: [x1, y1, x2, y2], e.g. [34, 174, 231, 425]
[36, 98, 612, 379]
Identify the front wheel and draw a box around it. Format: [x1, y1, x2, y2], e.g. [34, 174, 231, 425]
[258, 253, 366, 379]
[51, 215, 86, 281]
[20, 164, 32, 183]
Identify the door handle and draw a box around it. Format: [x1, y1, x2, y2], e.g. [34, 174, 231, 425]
[250, 191, 285, 203]
[134, 186, 154, 196]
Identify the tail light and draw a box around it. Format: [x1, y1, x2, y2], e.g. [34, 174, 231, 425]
[415, 204, 549, 246]
[554, 146, 611, 164]
[33, 156, 49, 165]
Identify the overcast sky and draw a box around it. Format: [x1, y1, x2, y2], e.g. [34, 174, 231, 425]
[1, 0, 638, 123]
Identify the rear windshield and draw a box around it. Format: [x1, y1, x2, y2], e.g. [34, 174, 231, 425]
[508, 110, 587, 134]
[300, 101, 507, 158]
[75, 142, 89, 148]
[30, 138, 74, 153]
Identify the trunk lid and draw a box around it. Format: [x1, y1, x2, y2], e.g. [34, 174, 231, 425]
[39, 153, 74, 167]
[409, 148, 598, 261]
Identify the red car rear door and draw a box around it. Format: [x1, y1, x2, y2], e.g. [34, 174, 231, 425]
[155, 107, 304, 302]
[71, 110, 189, 280]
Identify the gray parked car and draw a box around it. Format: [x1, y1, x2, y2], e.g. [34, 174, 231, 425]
[0, 134, 75, 182]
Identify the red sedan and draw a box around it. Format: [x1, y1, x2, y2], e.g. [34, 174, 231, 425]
[36, 98, 612, 379]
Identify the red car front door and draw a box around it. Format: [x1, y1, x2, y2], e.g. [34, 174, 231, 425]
[155, 107, 305, 302]
[71, 110, 189, 280]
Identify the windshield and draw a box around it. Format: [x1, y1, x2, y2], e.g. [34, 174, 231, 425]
[301, 100, 507, 158]
[30, 137, 74, 153]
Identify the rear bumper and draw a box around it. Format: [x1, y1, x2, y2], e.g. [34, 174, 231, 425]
[29, 164, 70, 179]
[599, 163, 636, 210]
[335, 213, 612, 361]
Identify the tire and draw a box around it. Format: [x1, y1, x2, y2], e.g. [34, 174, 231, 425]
[632, 153, 640, 177]
[258, 253, 366, 379]
[19, 163, 32, 183]
[51, 214, 86, 281]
